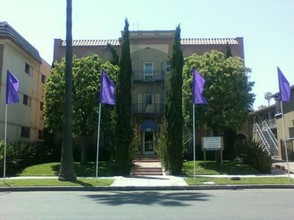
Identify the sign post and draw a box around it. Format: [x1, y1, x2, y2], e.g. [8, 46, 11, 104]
[202, 137, 224, 165]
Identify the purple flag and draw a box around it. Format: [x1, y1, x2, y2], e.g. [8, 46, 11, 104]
[193, 69, 207, 104]
[278, 67, 291, 102]
[100, 70, 116, 105]
[6, 70, 19, 104]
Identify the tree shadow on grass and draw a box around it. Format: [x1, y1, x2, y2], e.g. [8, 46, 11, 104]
[84, 191, 210, 207]
[198, 161, 260, 175]
[51, 162, 112, 177]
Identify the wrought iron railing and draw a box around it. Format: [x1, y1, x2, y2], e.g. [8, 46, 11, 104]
[132, 70, 164, 82]
[132, 103, 164, 115]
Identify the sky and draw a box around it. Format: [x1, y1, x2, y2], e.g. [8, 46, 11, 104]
[1, 0, 294, 110]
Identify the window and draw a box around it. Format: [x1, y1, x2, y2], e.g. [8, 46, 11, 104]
[38, 130, 44, 140]
[23, 94, 31, 106]
[165, 61, 171, 72]
[25, 63, 33, 75]
[40, 102, 44, 111]
[144, 63, 153, 81]
[289, 127, 294, 139]
[21, 126, 30, 138]
[41, 74, 46, 84]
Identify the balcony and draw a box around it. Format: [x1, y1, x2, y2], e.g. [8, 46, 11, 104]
[132, 70, 164, 83]
[132, 103, 164, 115]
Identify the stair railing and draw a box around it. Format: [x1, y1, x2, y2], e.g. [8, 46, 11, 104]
[261, 120, 278, 150]
[253, 123, 271, 154]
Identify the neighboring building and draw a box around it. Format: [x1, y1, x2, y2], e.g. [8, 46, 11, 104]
[272, 86, 294, 160]
[0, 22, 50, 141]
[250, 86, 294, 160]
[53, 30, 245, 156]
[250, 104, 278, 158]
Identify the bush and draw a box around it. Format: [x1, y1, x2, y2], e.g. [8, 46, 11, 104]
[234, 140, 272, 173]
[0, 140, 53, 176]
[155, 121, 169, 171]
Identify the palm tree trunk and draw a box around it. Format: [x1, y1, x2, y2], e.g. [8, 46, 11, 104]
[58, 0, 76, 181]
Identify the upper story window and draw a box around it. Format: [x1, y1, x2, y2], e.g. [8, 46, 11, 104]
[144, 63, 153, 81]
[165, 61, 171, 73]
[41, 74, 46, 84]
[23, 94, 32, 106]
[40, 102, 44, 111]
[21, 126, 30, 138]
[289, 127, 294, 139]
[25, 63, 33, 76]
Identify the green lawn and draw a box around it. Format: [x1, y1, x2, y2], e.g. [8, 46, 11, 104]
[185, 177, 294, 185]
[183, 160, 261, 175]
[0, 178, 114, 187]
[183, 160, 294, 185]
[18, 161, 112, 177]
[0, 161, 114, 187]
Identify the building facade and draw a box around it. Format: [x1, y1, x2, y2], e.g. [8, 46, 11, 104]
[250, 86, 294, 160]
[53, 30, 245, 156]
[0, 22, 50, 141]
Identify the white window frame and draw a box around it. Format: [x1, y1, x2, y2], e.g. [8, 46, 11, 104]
[144, 62, 153, 81]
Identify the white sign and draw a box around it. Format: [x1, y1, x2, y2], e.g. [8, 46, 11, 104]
[202, 137, 223, 150]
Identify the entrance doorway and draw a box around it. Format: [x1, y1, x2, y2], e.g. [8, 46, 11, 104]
[143, 131, 154, 154]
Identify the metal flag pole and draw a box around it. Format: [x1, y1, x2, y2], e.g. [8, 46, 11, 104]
[3, 105, 8, 183]
[193, 104, 196, 180]
[280, 102, 290, 179]
[95, 103, 102, 180]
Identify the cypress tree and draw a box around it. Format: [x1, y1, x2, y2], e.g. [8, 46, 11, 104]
[225, 42, 232, 59]
[114, 19, 133, 175]
[165, 25, 184, 175]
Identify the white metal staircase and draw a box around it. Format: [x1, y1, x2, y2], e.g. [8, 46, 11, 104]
[253, 121, 279, 158]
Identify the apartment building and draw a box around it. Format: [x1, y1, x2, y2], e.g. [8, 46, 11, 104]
[0, 22, 50, 141]
[250, 86, 294, 160]
[53, 30, 245, 156]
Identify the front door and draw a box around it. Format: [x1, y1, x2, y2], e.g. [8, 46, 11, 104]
[143, 131, 154, 154]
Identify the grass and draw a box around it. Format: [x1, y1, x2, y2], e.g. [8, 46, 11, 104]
[0, 161, 114, 187]
[183, 160, 294, 185]
[0, 178, 114, 187]
[183, 160, 261, 175]
[18, 161, 113, 177]
[185, 177, 294, 185]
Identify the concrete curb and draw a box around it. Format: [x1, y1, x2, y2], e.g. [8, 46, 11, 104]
[1, 184, 294, 192]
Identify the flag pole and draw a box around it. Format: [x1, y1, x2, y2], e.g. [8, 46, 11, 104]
[95, 103, 102, 180]
[193, 104, 196, 180]
[280, 101, 290, 179]
[3, 105, 8, 183]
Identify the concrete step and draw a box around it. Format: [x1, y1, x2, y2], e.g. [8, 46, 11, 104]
[131, 167, 163, 176]
[131, 157, 163, 176]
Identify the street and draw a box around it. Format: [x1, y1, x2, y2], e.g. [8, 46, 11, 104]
[0, 189, 293, 219]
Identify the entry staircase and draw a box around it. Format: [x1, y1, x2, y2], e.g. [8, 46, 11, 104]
[131, 156, 163, 176]
[253, 121, 279, 158]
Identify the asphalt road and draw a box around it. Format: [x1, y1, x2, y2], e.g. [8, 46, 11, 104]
[0, 189, 293, 220]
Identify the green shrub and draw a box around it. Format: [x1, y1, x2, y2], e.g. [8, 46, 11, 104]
[155, 121, 169, 171]
[0, 140, 53, 176]
[235, 140, 272, 173]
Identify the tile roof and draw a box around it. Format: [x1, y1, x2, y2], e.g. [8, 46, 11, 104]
[60, 38, 239, 47]
[61, 39, 120, 47]
[181, 38, 239, 45]
[0, 22, 42, 62]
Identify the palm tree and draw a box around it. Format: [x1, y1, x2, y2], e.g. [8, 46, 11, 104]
[58, 0, 76, 181]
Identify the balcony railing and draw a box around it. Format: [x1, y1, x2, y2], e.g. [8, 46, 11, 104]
[132, 103, 164, 115]
[132, 70, 164, 82]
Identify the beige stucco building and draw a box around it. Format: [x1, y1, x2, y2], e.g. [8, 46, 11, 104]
[250, 86, 294, 160]
[53, 30, 245, 156]
[0, 22, 50, 141]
